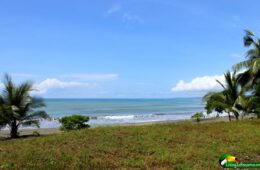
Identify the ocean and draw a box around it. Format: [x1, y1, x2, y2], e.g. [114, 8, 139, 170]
[38, 98, 206, 128]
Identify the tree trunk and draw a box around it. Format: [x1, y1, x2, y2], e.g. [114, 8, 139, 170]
[10, 121, 18, 138]
[234, 112, 239, 121]
[228, 112, 231, 122]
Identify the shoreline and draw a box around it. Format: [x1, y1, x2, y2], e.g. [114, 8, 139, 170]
[0, 116, 232, 138]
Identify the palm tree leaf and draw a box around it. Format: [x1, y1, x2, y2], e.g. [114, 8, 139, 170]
[252, 59, 260, 74]
[14, 81, 33, 107]
[244, 36, 254, 47]
[3, 74, 15, 105]
[232, 60, 252, 71]
[246, 49, 259, 59]
[216, 80, 225, 90]
[244, 29, 255, 36]
[25, 110, 50, 120]
[236, 70, 252, 89]
[30, 97, 46, 108]
[20, 120, 40, 128]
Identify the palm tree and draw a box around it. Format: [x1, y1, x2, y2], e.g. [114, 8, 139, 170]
[0, 74, 49, 138]
[233, 30, 260, 88]
[203, 71, 240, 121]
[203, 92, 231, 121]
[234, 95, 258, 119]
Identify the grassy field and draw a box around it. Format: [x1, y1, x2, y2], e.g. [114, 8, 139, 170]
[0, 120, 259, 170]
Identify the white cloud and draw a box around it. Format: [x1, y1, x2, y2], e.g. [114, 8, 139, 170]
[107, 4, 121, 15]
[0, 83, 4, 90]
[61, 73, 118, 81]
[33, 78, 90, 94]
[171, 75, 225, 92]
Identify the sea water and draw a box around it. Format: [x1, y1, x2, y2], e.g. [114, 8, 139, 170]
[38, 98, 205, 128]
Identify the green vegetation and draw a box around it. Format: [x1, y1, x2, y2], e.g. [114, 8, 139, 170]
[204, 30, 260, 119]
[191, 112, 204, 122]
[0, 74, 49, 138]
[203, 71, 240, 121]
[59, 115, 90, 131]
[32, 131, 40, 137]
[0, 120, 259, 169]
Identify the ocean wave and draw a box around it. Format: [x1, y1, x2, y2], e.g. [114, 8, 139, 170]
[91, 113, 178, 120]
[100, 115, 135, 120]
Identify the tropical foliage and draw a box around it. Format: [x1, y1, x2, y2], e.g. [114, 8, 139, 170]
[0, 74, 49, 138]
[191, 112, 204, 122]
[233, 30, 260, 87]
[203, 71, 240, 121]
[59, 115, 90, 131]
[204, 30, 260, 120]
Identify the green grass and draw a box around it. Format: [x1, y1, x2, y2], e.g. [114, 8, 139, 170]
[0, 120, 259, 169]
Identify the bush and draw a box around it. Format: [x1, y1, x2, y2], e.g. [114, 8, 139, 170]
[59, 115, 90, 131]
[191, 112, 204, 123]
[32, 131, 40, 136]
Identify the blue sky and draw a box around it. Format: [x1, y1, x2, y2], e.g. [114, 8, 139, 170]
[0, 0, 259, 98]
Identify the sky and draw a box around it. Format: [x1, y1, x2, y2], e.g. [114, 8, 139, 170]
[0, 0, 259, 98]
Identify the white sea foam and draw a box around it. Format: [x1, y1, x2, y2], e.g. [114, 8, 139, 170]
[203, 111, 229, 118]
[101, 115, 135, 120]
[0, 111, 233, 130]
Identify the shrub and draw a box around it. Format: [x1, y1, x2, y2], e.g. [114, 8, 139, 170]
[32, 131, 40, 136]
[191, 112, 204, 123]
[59, 115, 90, 131]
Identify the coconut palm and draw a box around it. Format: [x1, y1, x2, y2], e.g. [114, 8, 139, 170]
[233, 30, 260, 88]
[234, 95, 258, 119]
[203, 71, 240, 121]
[203, 91, 238, 121]
[0, 74, 49, 138]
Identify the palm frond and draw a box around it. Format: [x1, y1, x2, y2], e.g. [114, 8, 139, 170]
[246, 49, 259, 58]
[244, 29, 255, 36]
[252, 59, 260, 74]
[3, 74, 15, 105]
[232, 60, 252, 71]
[14, 81, 33, 107]
[30, 97, 46, 108]
[216, 80, 225, 90]
[20, 120, 40, 128]
[244, 35, 254, 47]
[236, 70, 252, 89]
[243, 29, 255, 47]
[25, 110, 50, 120]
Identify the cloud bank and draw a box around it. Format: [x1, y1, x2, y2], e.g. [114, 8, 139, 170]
[33, 79, 91, 94]
[171, 75, 225, 92]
